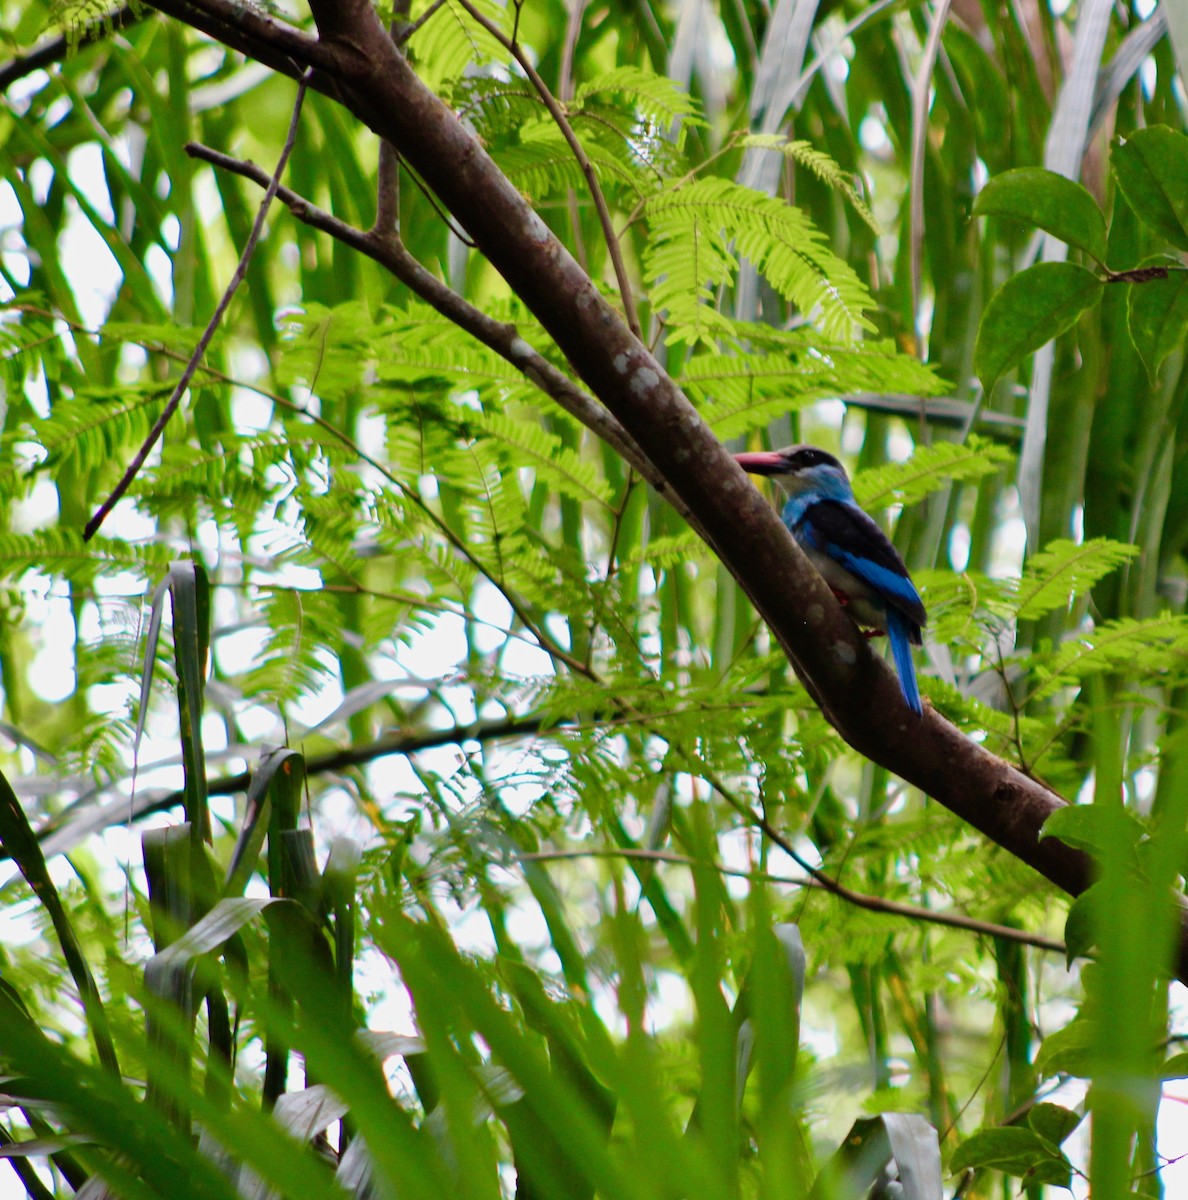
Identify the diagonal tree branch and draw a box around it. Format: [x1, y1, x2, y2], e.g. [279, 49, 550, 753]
[142, 0, 333, 83]
[139, 0, 1188, 982]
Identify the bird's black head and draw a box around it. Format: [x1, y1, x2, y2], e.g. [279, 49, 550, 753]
[734, 444, 846, 478]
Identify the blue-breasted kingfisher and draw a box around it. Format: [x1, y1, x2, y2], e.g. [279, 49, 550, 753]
[734, 445, 927, 716]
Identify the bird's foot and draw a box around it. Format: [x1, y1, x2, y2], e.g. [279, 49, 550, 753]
[829, 587, 850, 608]
[862, 627, 885, 639]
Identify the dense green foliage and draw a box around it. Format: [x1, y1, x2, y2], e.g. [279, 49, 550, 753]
[0, 0, 1186, 1197]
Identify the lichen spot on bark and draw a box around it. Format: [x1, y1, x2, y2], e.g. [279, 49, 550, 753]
[833, 640, 858, 665]
[629, 366, 660, 396]
[508, 337, 534, 361]
[524, 209, 550, 243]
[613, 353, 630, 374]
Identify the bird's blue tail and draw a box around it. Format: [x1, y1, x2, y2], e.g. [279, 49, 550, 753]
[885, 609, 923, 716]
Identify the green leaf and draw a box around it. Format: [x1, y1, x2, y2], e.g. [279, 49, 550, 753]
[975, 262, 1105, 393]
[949, 1126, 1069, 1183]
[1030, 614, 1188, 701]
[146, 897, 278, 987]
[1111, 126, 1188, 250]
[973, 167, 1108, 262]
[0, 765, 119, 1074]
[169, 560, 211, 842]
[1063, 881, 1104, 965]
[737, 135, 879, 232]
[1034, 1018, 1098, 1079]
[406, 0, 513, 89]
[644, 176, 876, 347]
[1041, 804, 1145, 859]
[1028, 1102, 1083, 1148]
[1160, 1051, 1188, 1079]
[223, 748, 307, 899]
[852, 437, 1013, 511]
[1013, 538, 1138, 620]
[1128, 264, 1188, 382]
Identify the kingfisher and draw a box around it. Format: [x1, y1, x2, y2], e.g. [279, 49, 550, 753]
[734, 445, 927, 716]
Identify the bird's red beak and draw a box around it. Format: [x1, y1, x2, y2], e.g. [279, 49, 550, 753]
[734, 450, 788, 476]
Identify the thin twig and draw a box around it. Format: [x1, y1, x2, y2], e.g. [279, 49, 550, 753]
[393, 0, 448, 45]
[688, 761, 1068, 953]
[84, 70, 313, 540]
[451, 0, 642, 338]
[584, 471, 637, 671]
[558, 0, 591, 271]
[519, 848, 1067, 952]
[375, 139, 401, 235]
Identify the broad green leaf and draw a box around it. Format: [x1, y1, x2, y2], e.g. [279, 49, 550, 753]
[146, 897, 276, 981]
[170, 560, 211, 843]
[1127, 264, 1188, 382]
[1034, 1018, 1097, 1079]
[1028, 1103, 1083, 1148]
[1111, 126, 1188, 250]
[975, 262, 1104, 393]
[1062, 881, 1104, 965]
[973, 167, 1108, 262]
[1040, 804, 1146, 859]
[223, 748, 306, 899]
[949, 1126, 1070, 1183]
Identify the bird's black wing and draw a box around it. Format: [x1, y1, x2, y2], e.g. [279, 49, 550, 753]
[796, 499, 927, 632]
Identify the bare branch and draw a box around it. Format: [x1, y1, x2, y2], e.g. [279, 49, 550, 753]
[144, 0, 332, 74]
[191, 0, 1092, 913]
[519, 848, 1068, 953]
[31, 716, 552, 861]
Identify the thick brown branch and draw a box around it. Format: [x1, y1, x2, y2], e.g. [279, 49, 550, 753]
[142, 0, 333, 82]
[281, 0, 1086, 889]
